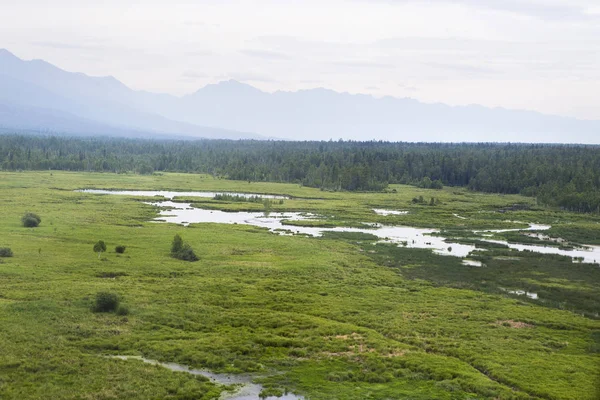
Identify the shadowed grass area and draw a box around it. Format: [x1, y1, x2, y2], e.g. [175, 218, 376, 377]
[0, 171, 599, 399]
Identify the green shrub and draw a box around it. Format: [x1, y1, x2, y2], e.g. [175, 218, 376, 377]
[93, 240, 107, 258]
[171, 234, 183, 254]
[0, 247, 13, 257]
[22, 212, 41, 227]
[175, 244, 199, 262]
[115, 245, 126, 254]
[92, 292, 120, 313]
[171, 235, 198, 262]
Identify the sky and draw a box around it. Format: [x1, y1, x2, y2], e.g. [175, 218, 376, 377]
[1, 0, 599, 120]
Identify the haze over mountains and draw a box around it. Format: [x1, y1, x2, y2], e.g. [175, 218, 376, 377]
[0, 49, 598, 143]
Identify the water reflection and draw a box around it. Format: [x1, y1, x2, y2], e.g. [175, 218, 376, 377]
[77, 189, 288, 200]
[150, 201, 600, 264]
[78, 190, 600, 264]
[148, 201, 477, 258]
[373, 209, 409, 216]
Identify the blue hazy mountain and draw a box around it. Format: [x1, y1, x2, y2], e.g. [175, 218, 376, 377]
[167, 81, 599, 143]
[1, 49, 598, 143]
[0, 49, 259, 139]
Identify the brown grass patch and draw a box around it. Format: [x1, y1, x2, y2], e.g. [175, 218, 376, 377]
[496, 320, 534, 329]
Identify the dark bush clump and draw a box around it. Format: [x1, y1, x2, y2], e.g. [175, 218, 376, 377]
[171, 234, 199, 262]
[22, 213, 41, 227]
[176, 244, 199, 262]
[92, 292, 120, 313]
[171, 234, 183, 254]
[115, 245, 126, 254]
[0, 248, 13, 257]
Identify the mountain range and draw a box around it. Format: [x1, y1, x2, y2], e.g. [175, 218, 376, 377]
[0, 48, 598, 143]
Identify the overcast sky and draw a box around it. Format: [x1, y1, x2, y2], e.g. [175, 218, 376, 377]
[1, 0, 599, 119]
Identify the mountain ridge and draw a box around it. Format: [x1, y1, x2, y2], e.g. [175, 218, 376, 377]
[0, 48, 598, 143]
[0, 50, 260, 140]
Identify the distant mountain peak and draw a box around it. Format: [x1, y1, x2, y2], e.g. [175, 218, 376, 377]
[1, 47, 598, 143]
[0, 48, 19, 61]
[189, 79, 265, 97]
[215, 79, 262, 90]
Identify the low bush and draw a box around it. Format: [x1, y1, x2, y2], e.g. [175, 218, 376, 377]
[22, 212, 41, 227]
[175, 244, 199, 262]
[171, 234, 199, 262]
[92, 292, 120, 313]
[0, 247, 13, 257]
[115, 245, 126, 254]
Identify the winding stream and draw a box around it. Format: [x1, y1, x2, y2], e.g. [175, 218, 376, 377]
[107, 356, 303, 400]
[149, 201, 600, 263]
[78, 190, 600, 264]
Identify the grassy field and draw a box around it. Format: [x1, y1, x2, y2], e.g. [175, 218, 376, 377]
[0, 171, 598, 399]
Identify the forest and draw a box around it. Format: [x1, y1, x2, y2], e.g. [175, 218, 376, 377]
[1, 134, 599, 213]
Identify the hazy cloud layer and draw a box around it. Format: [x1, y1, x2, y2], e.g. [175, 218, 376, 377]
[239, 49, 291, 60]
[367, 0, 600, 20]
[1, 0, 598, 119]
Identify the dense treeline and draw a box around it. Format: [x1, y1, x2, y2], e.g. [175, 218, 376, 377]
[1, 134, 599, 212]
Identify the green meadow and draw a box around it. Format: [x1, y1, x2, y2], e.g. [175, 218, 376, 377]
[0, 171, 598, 399]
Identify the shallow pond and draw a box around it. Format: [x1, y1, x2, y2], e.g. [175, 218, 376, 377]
[372, 209, 409, 216]
[77, 189, 288, 200]
[482, 239, 600, 264]
[500, 289, 539, 300]
[148, 200, 477, 258]
[80, 190, 600, 264]
[462, 260, 483, 267]
[108, 356, 303, 400]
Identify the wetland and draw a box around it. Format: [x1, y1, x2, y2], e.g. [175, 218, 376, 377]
[0, 171, 599, 400]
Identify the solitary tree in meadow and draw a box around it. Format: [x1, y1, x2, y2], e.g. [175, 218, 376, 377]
[93, 240, 107, 259]
[263, 198, 272, 217]
[171, 234, 183, 254]
[170, 234, 198, 262]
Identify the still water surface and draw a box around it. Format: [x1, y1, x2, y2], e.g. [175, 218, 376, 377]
[79, 190, 600, 264]
[108, 356, 303, 400]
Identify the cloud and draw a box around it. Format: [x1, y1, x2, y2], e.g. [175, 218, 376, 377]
[186, 50, 217, 57]
[397, 83, 418, 92]
[31, 41, 104, 50]
[298, 79, 325, 84]
[377, 36, 511, 51]
[455, 0, 599, 20]
[332, 61, 395, 69]
[181, 71, 208, 80]
[184, 20, 221, 28]
[227, 72, 277, 83]
[375, 35, 600, 80]
[239, 49, 291, 60]
[423, 62, 499, 77]
[366, 0, 600, 21]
